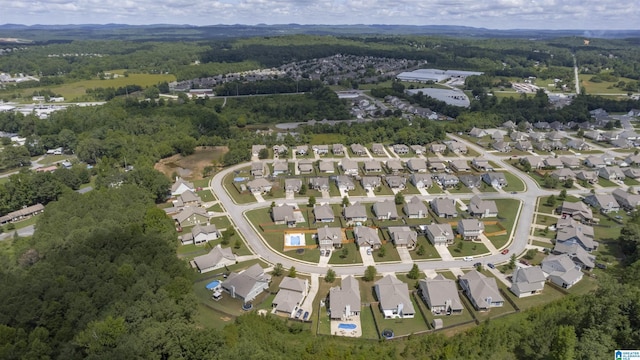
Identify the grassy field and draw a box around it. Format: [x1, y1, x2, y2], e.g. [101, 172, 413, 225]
[7, 71, 176, 101]
[579, 74, 637, 95]
[502, 172, 526, 192]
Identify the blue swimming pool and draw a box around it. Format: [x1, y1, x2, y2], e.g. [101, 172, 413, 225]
[338, 323, 357, 330]
[290, 235, 301, 246]
[206, 280, 220, 290]
[233, 177, 246, 182]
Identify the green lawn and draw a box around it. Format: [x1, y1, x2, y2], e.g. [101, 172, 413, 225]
[623, 178, 640, 186]
[360, 305, 381, 339]
[328, 242, 363, 265]
[197, 190, 216, 202]
[597, 178, 619, 187]
[495, 275, 566, 311]
[410, 237, 442, 260]
[494, 199, 521, 244]
[535, 214, 559, 226]
[207, 203, 223, 212]
[449, 239, 490, 257]
[502, 172, 526, 192]
[447, 184, 474, 194]
[373, 241, 401, 262]
[193, 179, 210, 188]
[566, 275, 598, 295]
[371, 294, 430, 336]
[532, 240, 553, 249]
[223, 170, 257, 204]
[3, 214, 41, 231]
[209, 216, 232, 230]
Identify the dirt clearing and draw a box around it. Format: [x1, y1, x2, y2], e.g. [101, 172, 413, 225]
[155, 146, 228, 181]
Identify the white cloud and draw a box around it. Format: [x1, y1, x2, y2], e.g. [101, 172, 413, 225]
[0, 0, 637, 29]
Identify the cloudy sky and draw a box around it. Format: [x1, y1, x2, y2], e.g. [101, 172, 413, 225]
[0, 0, 637, 30]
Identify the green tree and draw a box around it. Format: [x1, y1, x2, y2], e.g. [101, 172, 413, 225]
[545, 195, 557, 207]
[298, 184, 307, 195]
[341, 196, 350, 206]
[563, 179, 573, 189]
[340, 246, 349, 259]
[551, 325, 576, 360]
[325, 268, 336, 283]
[394, 192, 405, 205]
[272, 263, 284, 277]
[407, 264, 420, 280]
[524, 248, 538, 260]
[288, 266, 297, 278]
[378, 246, 387, 258]
[308, 195, 316, 207]
[363, 265, 377, 281]
[258, 148, 269, 160]
[559, 189, 567, 200]
[509, 254, 516, 269]
[416, 244, 425, 256]
[234, 239, 242, 249]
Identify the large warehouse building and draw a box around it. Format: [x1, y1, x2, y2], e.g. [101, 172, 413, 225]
[396, 69, 483, 83]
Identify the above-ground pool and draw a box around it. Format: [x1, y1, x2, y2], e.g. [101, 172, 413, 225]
[205, 280, 220, 290]
[233, 177, 246, 182]
[284, 233, 306, 247]
[338, 323, 357, 330]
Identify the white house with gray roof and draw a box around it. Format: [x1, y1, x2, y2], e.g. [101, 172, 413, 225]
[272, 161, 289, 176]
[344, 203, 367, 223]
[407, 158, 427, 173]
[468, 195, 498, 218]
[385, 159, 404, 174]
[309, 177, 330, 191]
[318, 160, 335, 173]
[361, 176, 382, 191]
[404, 196, 428, 218]
[457, 219, 484, 240]
[583, 194, 620, 213]
[180, 224, 221, 246]
[314, 204, 335, 223]
[375, 275, 415, 319]
[354, 226, 382, 249]
[250, 162, 266, 178]
[335, 176, 355, 191]
[364, 160, 382, 173]
[171, 177, 195, 196]
[459, 270, 504, 311]
[410, 173, 433, 189]
[424, 223, 454, 245]
[510, 266, 546, 298]
[332, 144, 345, 156]
[272, 205, 296, 226]
[388, 226, 418, 249]
[285, 178, 303, 193]
[191, 245, 236, 273]
[612, 188, 640, 211]
[385, 175, 407, 189]
[373, 200, 399, 220]
[431, 198, 458, 218]
[329, 276, 361, 320]
[222, 264, 271, 303]
[541, 254, 583, 289]
[317, 226, 343, 250]
[419, 275, 464, 315]
[340, 159, 359, 176]
[272, 277, 309, 316]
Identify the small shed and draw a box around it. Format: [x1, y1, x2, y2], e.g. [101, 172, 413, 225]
[432, 318, 443, 330]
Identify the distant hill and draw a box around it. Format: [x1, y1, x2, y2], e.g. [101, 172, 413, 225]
[0, 23, 638, 42]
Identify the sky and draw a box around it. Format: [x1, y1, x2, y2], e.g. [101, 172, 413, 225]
[0, 0, 638, 30]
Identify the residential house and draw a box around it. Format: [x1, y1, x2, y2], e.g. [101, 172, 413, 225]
[373, 200, 399, 220]
[192, 245, 236, 273]
[344, 203, 368, 223]
[544, 157, 564, 169]
[250, 162, 266, 178]
[547, 130, 563, 141]
[309, 177, 330, 191]
[393, 144, 410, 155]
[247, 178, 272, 194]
[410, 145, 426, 155]
[457, 219, 485, 240]
[419, 275, 464, 315]
[624, 154, 640, 167]
[566, 139, 590, 151]
[555, 217, 597, 252]
[171, 177, 195, 196]
[550, 121, 565, 131]
[510, 131, 529, 142]
[553, 241, 596, 270]
[329, 275, 361, 320]
[447, 141, 467, 155]
[364, 160, 382, 173]
[434, 174, 459, 188]
[584, 156, 606, 169]
[172, 207, 210, 227]
[502, 120, 517, 130]
[335, 176, 355, 191]
[407, 158, 427, 173]
[599, 166, 626, 181]
[459, 174, 482, 189]
[450, 160, 471, 172]
[515, 140, 533, 152]
[388, 226, 418, 249]
[584, 130, 603, 141]
[298, 159, 314, 174]
[361, 176, 382, 192]
[272, 205, 296, 226]
[468, 195, 498, 218]
[559, 156, 582, 169]
[430, 144, 447, 154]
[354, 226, 382, 249]
[575, 170, 599, 184]
[272, 277, 309, 316]
[583, 194, 620, 213]
[469, 127, 488, 138]
[314, 204, 335, 223]
[180, 224, 221, 246]
[404, 196, 428, 219]
[251, 144, 267, 157]
[520, 156, 545, 169]
[385, 175, 407, 189]
[427, 158, 447, 172]
[528, 132, 546, 142]
[332, 144, 345, 156]
[385, 159, 404, 174]
[371, 143, 386, 156]
[534, 121, 550, 131]
[312, 144, 329, 155]
[550, 168, 576, 181]
[410, 173, 433, 189]
[317, 226, 343, 250]
[350, 143, 368, 156]
[424, 223, 455, 245]
[318, 160, 335, 173]
[431, 198, 458, 218]
[459, 270, 504, 311]
[482, 172, 508, 188]
[612, 188, 640, 211]
[471, 158, 494, 172]
[492, 141, 511, 152]
[509, 266, 546, 298]
[610, 138, 631, 149]
[272, 161, 289, 176]
[559, 201, 594, 223]
[272, 144, 288, 157]
[340, 159, 359, 176]
[296, 145, 309, 156]
[222, 264, 271, 303]
[175, 190, 202, 207]
[285, 178, 303, 193]
[375, 275, 415, 319]
[541, 254, 583, 289]
[624, 168, 640, 180]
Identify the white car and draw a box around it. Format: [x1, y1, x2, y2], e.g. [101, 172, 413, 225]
[463, 256, 474, 262]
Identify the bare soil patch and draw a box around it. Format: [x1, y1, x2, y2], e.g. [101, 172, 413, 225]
[154, 146, 228, 181]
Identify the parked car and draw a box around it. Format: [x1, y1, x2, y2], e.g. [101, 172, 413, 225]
[596, 263, 607, 269]
[501, 249, 509, 255]
[519, 259, 530, 266]
[295, 308, 303, 319]
[473, 262, 482, 268]
[487, 263, 495, 269]
[325, 250, 331, 257]
[366, 248, 372, 255]
[303, 311, 309, 320]
[463, 256, 473, 262]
